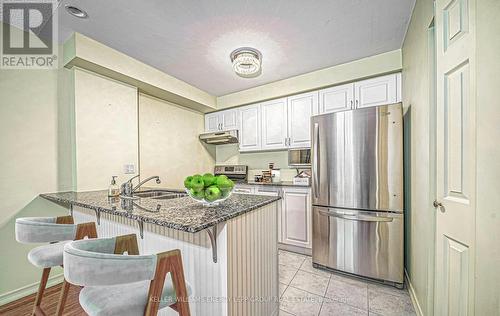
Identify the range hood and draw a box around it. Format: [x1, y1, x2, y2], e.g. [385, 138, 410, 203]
[199, 129, 239, 145]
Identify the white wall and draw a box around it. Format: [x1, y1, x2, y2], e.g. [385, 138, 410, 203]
[73, 68, 139, 190]
[401, 1, 436, 314]
[403, 1, 500, 314]
[0, 23, 68, 300]
[139, 94, 215, 188]
[475, 0, 500, 314]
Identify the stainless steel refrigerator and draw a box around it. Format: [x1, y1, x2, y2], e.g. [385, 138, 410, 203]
[311, 103, 404, 287]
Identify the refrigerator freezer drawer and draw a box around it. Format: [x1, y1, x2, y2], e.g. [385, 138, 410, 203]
[312, 206, 404, 284]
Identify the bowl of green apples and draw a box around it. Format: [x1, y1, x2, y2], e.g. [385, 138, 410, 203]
[184, 173, 235, 206]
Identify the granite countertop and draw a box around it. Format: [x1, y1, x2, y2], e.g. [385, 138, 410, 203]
[40, 190, 280, 233]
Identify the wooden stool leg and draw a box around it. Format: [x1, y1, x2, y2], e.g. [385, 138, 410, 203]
[55, 279, 71, 316]
[33, 267, 50, 316]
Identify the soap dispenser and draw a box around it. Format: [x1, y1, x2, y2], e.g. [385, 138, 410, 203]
[108, 176, 120, 197]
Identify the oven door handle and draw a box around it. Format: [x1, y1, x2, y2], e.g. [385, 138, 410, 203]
[318, 209, 394, 222]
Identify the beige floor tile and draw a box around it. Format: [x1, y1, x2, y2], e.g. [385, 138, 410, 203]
[320, 300, 368, 316]
[368, 282, 409, 298]
[330, 272, 368, 287]
[280, 264, 299, 285]
[279, 250, 307, 268]
[368, 287, 416, 316]
[279, 309, 296, 316]
[280, 282, 288, 297]
[280, 286, 324, 316]
[290, 270, 330, 296]
[326, 277, 368, 311]
[300, 257, 332, 278]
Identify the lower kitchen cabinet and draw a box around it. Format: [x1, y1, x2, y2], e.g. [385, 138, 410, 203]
[281, 187, 312, 249]
[233, 184, 312, 249]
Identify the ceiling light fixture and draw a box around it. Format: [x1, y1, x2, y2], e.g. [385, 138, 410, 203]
[230, 47, 262, 78]
[65, 5, 88, 19]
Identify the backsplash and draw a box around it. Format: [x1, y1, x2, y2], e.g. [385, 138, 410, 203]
[215, 144, 310, 182]
[216, 144, 289, 169]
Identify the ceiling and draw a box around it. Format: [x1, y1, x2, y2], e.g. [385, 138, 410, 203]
[54, 0, 415, 96]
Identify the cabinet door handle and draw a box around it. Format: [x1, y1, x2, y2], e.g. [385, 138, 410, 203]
[355, 100, 359, 107]
[350, 100, 353, 108]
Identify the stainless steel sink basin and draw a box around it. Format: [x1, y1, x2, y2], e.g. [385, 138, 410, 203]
[133, 190, 186, 199]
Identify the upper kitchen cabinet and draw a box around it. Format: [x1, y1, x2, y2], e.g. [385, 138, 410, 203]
[318, 82, 354, 114]
[261, 98, 288, 150]
[204, 108, 239, 132]
[354, 73, 398, 109]
[239, 103, 261, 152]
[205, 112, 220, 132]
[287, 91, 319, 148]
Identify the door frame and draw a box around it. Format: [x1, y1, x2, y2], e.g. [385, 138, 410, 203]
[427, 14, 437, 316]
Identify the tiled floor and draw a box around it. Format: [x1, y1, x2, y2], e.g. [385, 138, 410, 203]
[278, 250, 416, 316]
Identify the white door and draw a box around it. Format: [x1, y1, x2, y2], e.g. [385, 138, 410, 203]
[287, 91, 319, 148]
[281, 188, 312, 249]
[239, 104, 261, 152]
[435, 0, 476, 315]
[205, 112, 220, 132]
[354, 74, 397, 108]
[261, 98, 288, 150]
[318, 83, 354, 114]
[221, 109, 238, 131]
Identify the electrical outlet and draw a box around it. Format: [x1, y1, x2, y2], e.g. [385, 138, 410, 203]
[123, 164, 135, 174]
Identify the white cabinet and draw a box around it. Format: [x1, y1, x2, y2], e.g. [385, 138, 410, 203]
[261, 98, 288, 150]
[354, 74, 397, 109]
[281, 187, 312, 249]
[318, 83, 354, 114]
[239, 104, 261, 152]
[204, 109, 238, 132]
[287, 91, 319, 148]
[205, 112, 220, 132]
[205, 73, 402, 150]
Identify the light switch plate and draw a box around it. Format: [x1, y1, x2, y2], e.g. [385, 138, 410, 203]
[123, 164, 135, 174]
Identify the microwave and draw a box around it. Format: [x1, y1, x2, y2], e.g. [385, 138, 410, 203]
[288, 148, 311, 167]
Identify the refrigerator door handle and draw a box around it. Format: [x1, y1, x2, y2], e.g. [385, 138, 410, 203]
[313, 122, 320, 199]
[317, 209, 394, 222]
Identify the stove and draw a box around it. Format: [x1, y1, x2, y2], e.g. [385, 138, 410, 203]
[214, 165, 248, 184]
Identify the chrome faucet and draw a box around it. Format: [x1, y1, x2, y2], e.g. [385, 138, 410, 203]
[121, 175, 161, 197]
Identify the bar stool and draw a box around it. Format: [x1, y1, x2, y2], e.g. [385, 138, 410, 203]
[63, 234, 191, 316]
[15, 215, 97, 316]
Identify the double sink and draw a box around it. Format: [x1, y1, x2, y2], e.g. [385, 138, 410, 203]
[133, 189, 187, 200]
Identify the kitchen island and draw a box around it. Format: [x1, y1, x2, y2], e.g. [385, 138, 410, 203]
[41, 190, 280, 316]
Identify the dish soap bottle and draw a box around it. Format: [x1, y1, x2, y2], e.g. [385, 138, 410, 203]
[108, 176, 120, 197]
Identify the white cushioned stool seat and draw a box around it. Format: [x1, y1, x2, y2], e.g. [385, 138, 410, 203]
[28, 240, 72, 268]
[79, 276, 191, 316]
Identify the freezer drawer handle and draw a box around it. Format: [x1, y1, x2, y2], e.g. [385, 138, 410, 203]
[318, 210, 394, 222]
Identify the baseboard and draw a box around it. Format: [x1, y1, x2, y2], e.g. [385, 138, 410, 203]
[278, 243, 312, 256]
[0, 273, 64, 307]
[405, 270, 424, 316]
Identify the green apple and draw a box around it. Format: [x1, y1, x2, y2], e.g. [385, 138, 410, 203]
[190, 175, 204, 192]
[220, 188, 232, 198]
[202, 173, 216, 187]
[189, 188, 205, 200]
[216, 175, 232, 189]
[205, 185, 222, 202]
[184, 176, 193, 189]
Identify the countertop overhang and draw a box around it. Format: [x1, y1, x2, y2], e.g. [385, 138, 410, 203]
[40, 190, 280, 234]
